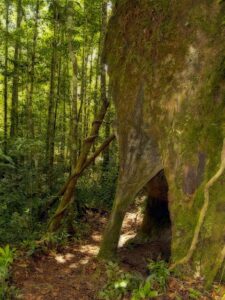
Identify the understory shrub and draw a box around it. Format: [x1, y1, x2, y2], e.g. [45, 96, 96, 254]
[99, 260, 170, 300]
[0, 245, 18, 299]
[77, 160, 118, 210]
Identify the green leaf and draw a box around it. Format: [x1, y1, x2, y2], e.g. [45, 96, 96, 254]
[148, 290, 158, 297]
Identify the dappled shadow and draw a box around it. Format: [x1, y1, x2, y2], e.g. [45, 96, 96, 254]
[118, 240, 171, 275]
[118, 198, 171, 275]
[12, 216, 108, 300]
[12, 203, 166, 300]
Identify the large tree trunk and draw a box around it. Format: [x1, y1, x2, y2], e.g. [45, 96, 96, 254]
[99, 0, 225, 286]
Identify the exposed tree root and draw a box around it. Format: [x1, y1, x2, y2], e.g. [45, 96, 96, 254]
[170, 139, 225, 271]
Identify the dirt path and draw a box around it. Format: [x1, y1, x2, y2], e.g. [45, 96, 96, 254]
[12, 207, 224, 300]
[12, 209, 143, 300]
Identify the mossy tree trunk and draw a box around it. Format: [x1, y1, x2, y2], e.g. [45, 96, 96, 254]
[99, 0, 225, 286]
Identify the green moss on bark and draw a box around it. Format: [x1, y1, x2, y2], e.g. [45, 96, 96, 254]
[101, 0, 225, 285]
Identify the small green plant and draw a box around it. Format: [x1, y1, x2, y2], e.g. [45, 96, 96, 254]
[0, 245, 14, 281]
[147, 260, 170, 292]
[21, 240, 39, 257]
[188, 288, 202, 299]
[131, 260, 170, 300]
[40, 230, 70, 251]
[99, 260, 170, 300]
[0, 245, 18, 299]
[98, 262, 142, 300]
[131, 279, 158, 300]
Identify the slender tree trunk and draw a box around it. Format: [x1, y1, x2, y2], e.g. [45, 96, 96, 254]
[85, 48, 93, 138]
[78, 13, 88, 150]
[69, 54, 78, 169]
[27, 0, 40, 138]
[46, 1, 58, 189]
[67, 0, 79, 170]
[48, 98, 110, 232]
[102, 111, 111, 171]
[100, 0, 110, 171]
[92, 41, 101, 156]
[49, 40, 62, 186]
[94, 39, 101, 117]
[80, 46, 88, 138]
[60, 63, 68, 163]
[3, 0, 9, 153]
[10, 0, 22, 138]
[89, 50, 94, 90]
[100, 0, 108, 105]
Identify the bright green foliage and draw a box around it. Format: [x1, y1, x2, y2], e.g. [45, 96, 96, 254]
[146, 260, 170, 292]
[99, 261, 170, 300]
[131, 282, 158, 300]
[131, 261, 170, 300]
[0, 0, 117, 244]
[0, 148, 118, 244]
[0, 245, 14, 278]
[98, 262, 142, 300]
[0, 245, 18, 299]
[78, 161, 118, 210]
[188, 288, 202, 299]
[0, 147, 45, 243]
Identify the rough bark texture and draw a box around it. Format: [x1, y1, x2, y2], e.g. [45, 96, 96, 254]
[100, 0, 225, 285]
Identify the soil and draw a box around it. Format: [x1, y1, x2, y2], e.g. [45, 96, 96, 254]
[12, 206, 225, 300]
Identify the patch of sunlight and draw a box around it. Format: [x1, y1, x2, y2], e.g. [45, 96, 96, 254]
[69, 257, 89, 269]
[54, 253, 75, 264]
[80, 257, 89, 265]
[65, 253, 75, 260]
[78, 245, 99, 256]
[69, 263, 78, 269]
[91, 233, 102, 242]
[118, 207, 143, 248]
[118, 233, 136, 248]
[55, 255, 66, 264]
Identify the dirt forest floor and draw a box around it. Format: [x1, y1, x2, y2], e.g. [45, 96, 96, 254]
[12, 205, 225, 300]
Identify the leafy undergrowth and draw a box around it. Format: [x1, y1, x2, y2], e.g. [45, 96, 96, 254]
[0, 245, 19, 299]
[99, 260, 169, 300]
[100, 261, 225, 300]
[11, 208, 225, 300]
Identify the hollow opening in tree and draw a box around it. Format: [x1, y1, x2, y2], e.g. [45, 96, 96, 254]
[141, 170, 171, 260]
